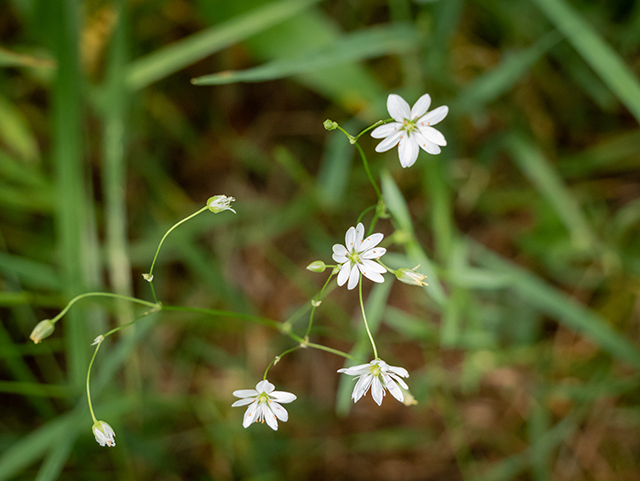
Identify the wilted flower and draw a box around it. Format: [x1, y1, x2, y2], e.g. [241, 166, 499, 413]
[207, 195, 236, 214]
[92, 420, 116, 447]
[394, 266, 428, 286]
[29, 320, 55, 344]
[332, 223, 386, 290]
[371, 93, 448, 168]
[232, 380, 296, 431]
[338, 359, 409, 406]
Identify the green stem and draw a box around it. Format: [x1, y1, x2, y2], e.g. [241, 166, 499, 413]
[51, 292, 158, 325]
[354, 142, 382, 200]
[304, 270, 335, 338]
[359, 276, 378, 359]
[147, 206, 209, 279]
[307, 342, 356, 360]
[86, 340, 102, 424]
[263, 345, 301, 380]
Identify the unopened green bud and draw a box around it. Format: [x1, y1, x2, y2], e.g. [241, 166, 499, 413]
[206, 195, 236, 214]
[30, 320, 55, 344]
[306, 260, 326, 273]
[323, 119, 338, 131]
[394, 266, 428, 287]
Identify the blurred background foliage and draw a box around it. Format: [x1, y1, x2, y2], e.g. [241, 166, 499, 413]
[1, 0, 640, 479]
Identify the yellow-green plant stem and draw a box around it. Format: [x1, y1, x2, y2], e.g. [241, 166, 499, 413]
[50, 292, 158, 325]
[146, 205, 209, 281]
[359, 277, 379, 359]
[86, 340, 102, 424]
[334, 123, 383, 200]
[263, 345, 301, 380]
[304, 270, 335, 338]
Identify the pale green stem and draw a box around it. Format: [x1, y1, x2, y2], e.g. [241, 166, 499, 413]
[359, 276, 379, 359]
[86, 340, 102, 424]
[304, 270, 335, 338]
[50, 292, 158, 325]
[147, 205, 209, 280]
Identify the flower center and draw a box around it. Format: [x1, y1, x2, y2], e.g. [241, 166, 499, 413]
[402, 118, 418, 135]
[347, 250, 361, 266]
[258, 392, 270, 404]
[370, 364, 382, 377]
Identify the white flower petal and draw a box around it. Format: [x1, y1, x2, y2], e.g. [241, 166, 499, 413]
[332, 244, 348, 256]
[345, 226, 357, 249]
[375, 130, 403, 152]
[256, 380, 274, 394]
[383, 374, 405, 402]
[419, 105, 448, 126]
[360, 267, 385, 284]
[410, 93, 431, 119]
[398, 137, 419, 168]
[242, 401, 259, 428]
[371, 377, 385, 406]
[264, 405, 279, 431]
[389, 373, 409, 390]
[371, 122, 401, 139]
[361, 259, 387, 274]
[337, 363, 371, 376]
[347, 266, 360, 290]
[387, 365, 410, 378]
[354, 223, 365, 249]
[359, 233, 383, 252]
[231, 398, 256, 407]
[414, 131, 441, 155]
[270, 401, 289, 422]
[361, 247, 386, 259]
[419, 126, 447, 146]
[387, 94, 411, 122]
[270, 391, 296, 404]
[233, 389, 258, 398]
[337, 262, 351, 286]
[352, 373, 373, 402]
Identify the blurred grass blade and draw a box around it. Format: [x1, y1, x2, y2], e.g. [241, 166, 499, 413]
[34, 436, 75, 481]
[192, 24, 419, 85]
[0, 94, 40, 162]
[317, 120, 355, 210]
[471, 240, 640, 370]
[0, 381, 70, 397]
[127, 0, 320, 90]
[532, 0, 640, 123]
[0, 46, 54, 69]
[455, 32, 560, 113]
[506, 133, 597, 250]
[381, 170, 447, 306]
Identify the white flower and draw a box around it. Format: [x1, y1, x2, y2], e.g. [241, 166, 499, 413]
[394, 266, 428, 287]
[232, 380, 296, 431]
[207, 195, 236, 214]
[332, 223, 387, 290]
[92, 420, 116, 447]
[371, 93, 448, 168]
[338, 359, 409, 406]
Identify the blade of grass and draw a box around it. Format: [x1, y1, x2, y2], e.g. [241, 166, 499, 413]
[470, 240, 640, 369]
[192, 24, 419, 85]
[506, 133, 597, 251]
[532, 0, 640, 123]
[126, 0, 321, 90]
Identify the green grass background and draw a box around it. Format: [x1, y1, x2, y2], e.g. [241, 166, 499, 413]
[1, 0, 640, 479]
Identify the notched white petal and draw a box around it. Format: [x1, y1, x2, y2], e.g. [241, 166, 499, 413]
[387, 94, 411, 122]
[371, 123, 401, 139]
[410, 93, 431, 119]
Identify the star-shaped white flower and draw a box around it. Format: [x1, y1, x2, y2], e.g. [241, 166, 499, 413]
[371, 93, 448, 168]
[232, 380, 296, 431]
[338, 359, 409, 406]
[92, 420, 116, 447]
[332, 223, 387, 290]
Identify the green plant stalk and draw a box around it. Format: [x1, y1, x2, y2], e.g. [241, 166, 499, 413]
[303, 270, 335, 338]
[359, 277, 379, 359]
[86, 341, 102, 425]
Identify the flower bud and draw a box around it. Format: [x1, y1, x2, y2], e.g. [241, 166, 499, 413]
[306, 260, 326, 273]
[29, 320, 55, 344]
[206, 195, 236, 214]
[323, 119, 338, 131]
[394, 267, 428, 287]
[92, 420, 116, 447]
[142, 273, 154, 282]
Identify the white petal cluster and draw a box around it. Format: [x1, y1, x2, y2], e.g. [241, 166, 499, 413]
[371, 93, 448, 168]
[207, 195, 236, 214]
[332, 223, 387, 290]
[92, 420, 116, 447]
[232, 380, 296, 431]
[338, 359, 409, 406]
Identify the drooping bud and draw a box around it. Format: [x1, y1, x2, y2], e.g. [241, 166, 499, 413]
[29, 320, 55, 344]
[92, 420, 116, 447]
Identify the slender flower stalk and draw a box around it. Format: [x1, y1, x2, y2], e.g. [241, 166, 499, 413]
[359, 278, 379, 360]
